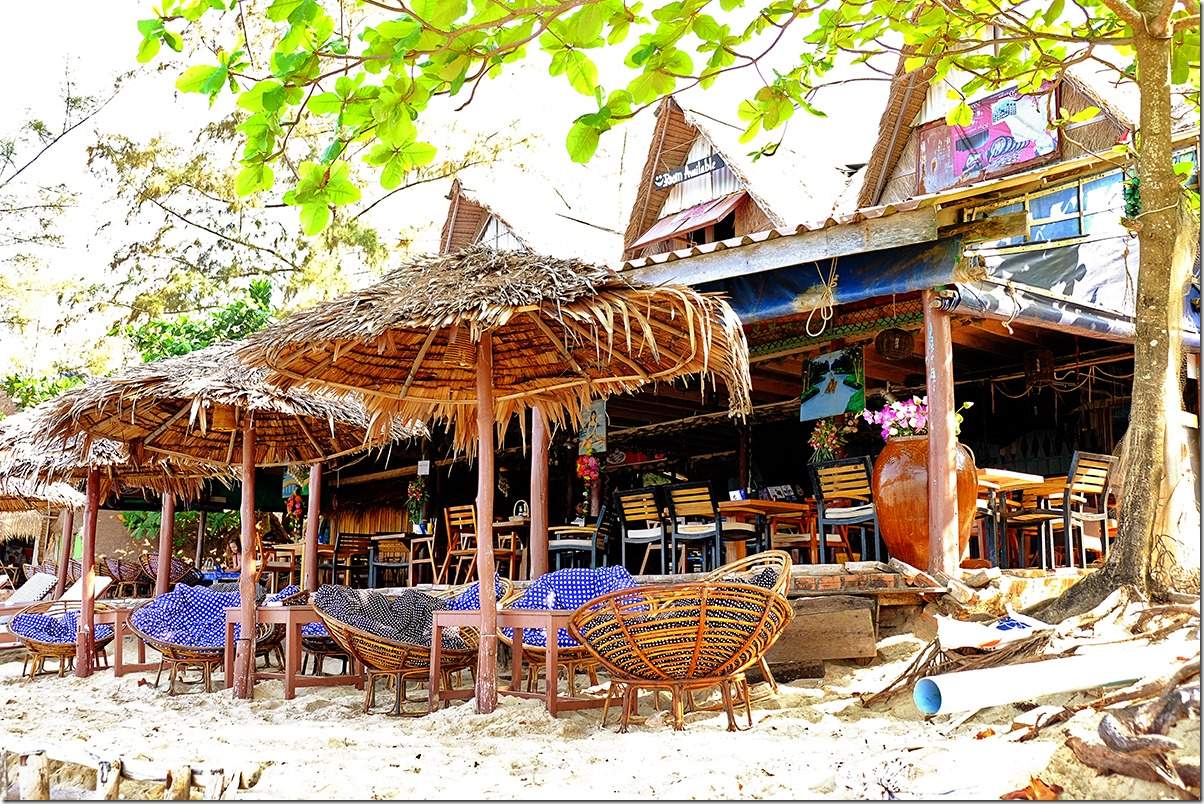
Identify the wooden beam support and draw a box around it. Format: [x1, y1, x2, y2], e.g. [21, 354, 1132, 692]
[923, 290, 960, 575]
[303, 462, 322, 593]
[193, 510, 207, 568]
[54, 509, 74, 599]
[399, 330, 438, 399]
[527, 312, 588, 377]
[474, 333, 499, 714]
[74, 467, 100, 678]
[529, 408, 549, 580]
[233, 424, 257, 700]
[154, 494, 176, 597]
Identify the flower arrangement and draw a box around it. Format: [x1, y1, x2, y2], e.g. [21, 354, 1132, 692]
[405, 476, 428, 524]
[576, 454, 600, 483]
[285, 490, 304, 536]
[807, 413, 861, 463]
[862, 396, 972, 441]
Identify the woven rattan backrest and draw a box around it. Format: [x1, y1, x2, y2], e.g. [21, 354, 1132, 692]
[1067, 451, 1115, 496]
[703, 550, 792, 597]
[615, 488, 660, 526]
[665, 482, 718, 521]
[810, 457, 873, 503]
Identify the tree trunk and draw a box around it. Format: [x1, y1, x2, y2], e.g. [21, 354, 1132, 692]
[1035, 18, 1198, 622]
[474, 333, 499, 714]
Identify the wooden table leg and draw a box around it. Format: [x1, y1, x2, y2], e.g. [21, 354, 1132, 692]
[545, 614, 558, 717]
[224, 620, 235, 688]
[112, 614, 126, 677]
[283, 621, 299, 700]
[428, 618, 443, 713]
[510, 627, 524, 692]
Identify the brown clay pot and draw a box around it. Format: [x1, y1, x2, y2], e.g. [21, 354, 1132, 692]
[871, 435, 978, 570]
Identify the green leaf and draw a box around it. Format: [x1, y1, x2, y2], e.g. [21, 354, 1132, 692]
[323, 161, 361, 205]
[266, 0, 305, 22]
[561, 51, 599, 95]
[1067, 105, 1100, 123]
[1042, 0, 1065, 25]
[692, 14, 723, 41]
[412, 0, 466, 28]
[137, 36, 162, 64]
[903, 54, 926, 73]
[566, 120, 601, 163]
[299, 203, 331, 235]
[307, 92, 343, 115]
[176, 65, 221, 93]
[163, 29, 184, 52]
[946, 101, 973, 127]
[235, 163, 274, 195]
[380, 155, 408, 190]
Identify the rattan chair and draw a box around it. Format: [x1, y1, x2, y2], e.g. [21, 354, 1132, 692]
[570, 582, 793, 732]
[138, 552, 196, 591]
[102, 558, 144, 598]
[127, 599, 272, 695]
[66, 560, 84, 585]
[312, 579, 516, 716]
[11, 600, 114, 678]
[702, 550, 793, 693]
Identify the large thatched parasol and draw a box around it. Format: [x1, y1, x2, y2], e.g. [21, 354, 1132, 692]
[38, 342, 426, 696]
[0, 476, 84, 513]
[237, 245, 753, 713]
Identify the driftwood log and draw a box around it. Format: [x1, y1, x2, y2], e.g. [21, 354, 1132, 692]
[18, 751, 49, 800]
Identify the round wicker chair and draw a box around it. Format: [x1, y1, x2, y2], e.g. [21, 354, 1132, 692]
[569, 581, 793, 732]
[312, 580, 516, 716]
[10, 600, 115, 679]
[126, 599, 272, 695]
[702, 550, 793, 693]
[102, 558, 145, 599]
[138, 552, 196, 591]
[66, 560, 84, 585]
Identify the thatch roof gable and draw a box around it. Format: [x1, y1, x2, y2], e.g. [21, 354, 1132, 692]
[0, 477, 84, 513]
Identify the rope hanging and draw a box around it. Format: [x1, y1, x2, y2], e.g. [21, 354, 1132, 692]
[805, 257, 840, 338]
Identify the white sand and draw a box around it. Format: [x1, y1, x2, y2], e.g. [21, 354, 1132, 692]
[0, 633, 1195, 800]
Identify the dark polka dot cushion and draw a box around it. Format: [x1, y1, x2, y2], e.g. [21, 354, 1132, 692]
[312, 585, 467, 650]
[503, 567, 636, 648]
[130, 584, 249, 649]
[10, 611, 114, 644]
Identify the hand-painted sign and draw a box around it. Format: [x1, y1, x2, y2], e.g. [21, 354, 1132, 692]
[654, 153, 727, 189]
[800, 347, 865, 423]
[578, 398, 607, 455]
[918, 85, 1059, 194]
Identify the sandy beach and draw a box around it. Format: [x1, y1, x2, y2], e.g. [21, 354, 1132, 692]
[0, 628, 1195, 800]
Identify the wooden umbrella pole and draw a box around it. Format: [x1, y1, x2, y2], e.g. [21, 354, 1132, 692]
[54, 508, 75, 599]
[529, 407, 549, 580]
[234, 423, 257, 700]
[155, 494, 176, 596]
[74, 467, 100, 678]
[923, 290, 960, 575]
[303, 462, 322, 592]
[193, 510, 207, 568]
[474, 332, 499, 714]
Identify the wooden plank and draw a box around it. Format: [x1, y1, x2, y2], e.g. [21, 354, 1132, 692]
[764, 595, 878, 664]
[625, 207, 940, 286]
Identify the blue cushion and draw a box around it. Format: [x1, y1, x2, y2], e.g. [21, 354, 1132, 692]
[445, 575, 506, 611]
[504, 567, 635, 648]
[11, 610, 114, 645]
[268, 585, 301, 603]
[130, 584, 248, 649]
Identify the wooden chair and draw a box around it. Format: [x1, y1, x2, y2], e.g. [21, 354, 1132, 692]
[1007, 452, 1118, 568]
[407, 520, 440, 586]
[441, 505, 479, 585]
[615, 488, 667, 574]
[11, 600, 113, 678]
[570, 581, 793, 731]
[262, 546, 300, 592]
[368, 534, 410, 588]
[66, 560, 83, 585]
[664, 482, 760, 573]
[332, 534, 373, 587]
[548, 506, 614, 570]
[808, 457, 879, 563]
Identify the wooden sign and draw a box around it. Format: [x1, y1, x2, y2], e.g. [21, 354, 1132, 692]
[654, 154, 726, 189]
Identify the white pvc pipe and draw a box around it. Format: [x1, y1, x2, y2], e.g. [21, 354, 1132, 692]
[914, 647, 1169, 715]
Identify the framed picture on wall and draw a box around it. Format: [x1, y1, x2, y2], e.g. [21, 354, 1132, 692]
[800, 346, 865, 423]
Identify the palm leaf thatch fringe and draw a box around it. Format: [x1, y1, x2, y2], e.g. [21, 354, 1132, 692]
[0, 510, 49, 543]
[0, 476, 84, 513]
[35, 343, 427, 468]
[0, 403, 226, 503]
[237, 246, 752, 453]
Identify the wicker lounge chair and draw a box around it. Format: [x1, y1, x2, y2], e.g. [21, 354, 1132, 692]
[102, 558, 144, 598]
[569, 581, 793, 732]
[10, 600, 114, 678]
[498, 567, 636, 698]
[127, 586, 271, 695]
[702, 550, 793, 693]
[313, 578, 515, 716]
[138, 552, 196, 590]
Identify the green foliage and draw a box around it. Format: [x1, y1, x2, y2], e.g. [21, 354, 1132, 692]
[120, 509, 241, 555]
[119, 280, 273, 362]
[134, 0, 1199, 233]
[0, 373, 85, 412]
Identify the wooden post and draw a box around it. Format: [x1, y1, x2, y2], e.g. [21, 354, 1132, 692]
[474, 332, 499, 714]
[529, 408, 549, 580]
[75, 467, 101, 678]
[53, 508, 75, 599]
[589, 476, 601, 518]
[155, 494, 176, 596]
[19, 751, 50, 800]
[303, 462, 322, 592]
[736, 424, 751, 493]
[923, 290, 960, 575]
[233, 423, 257, 699]
[193, 510, 207, 568]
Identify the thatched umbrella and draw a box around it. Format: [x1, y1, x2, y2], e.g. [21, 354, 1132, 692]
[237, 245, 752, 713]
[0, 403, 229, 676]
[39, 342, 425, 698]
[0, 476, 84, 513]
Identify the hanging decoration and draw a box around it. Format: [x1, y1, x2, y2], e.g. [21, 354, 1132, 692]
[875, 328, 915, 362]
[1024, 349, 1057, 387]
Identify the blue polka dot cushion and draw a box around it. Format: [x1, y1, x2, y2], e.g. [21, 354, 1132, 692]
[267, 585, 301, 603]
[503, 566, 636, 649]
[130, 584, 247, 649]
[445, 575, 507, 611]
[10, 611, 114, 645]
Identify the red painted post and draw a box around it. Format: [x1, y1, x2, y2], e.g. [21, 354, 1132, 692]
[923, 290, 960, 575]
[155, 494, 176, 596]
[529, 408, 549, 580]
[234, 423, 257, 699]
[474, 332, 499, 714]
[53, 509, 74, 599]
[303, 462, 322, 592]
[74, 468, 101, 677]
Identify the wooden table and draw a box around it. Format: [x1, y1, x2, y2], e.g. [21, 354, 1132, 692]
[719, 500, 817, 562]
[95, 604, 157, 676]
[223, 605, 363, 699]
[976, 468, 1046, 568]
[429, 608, 605, 717]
